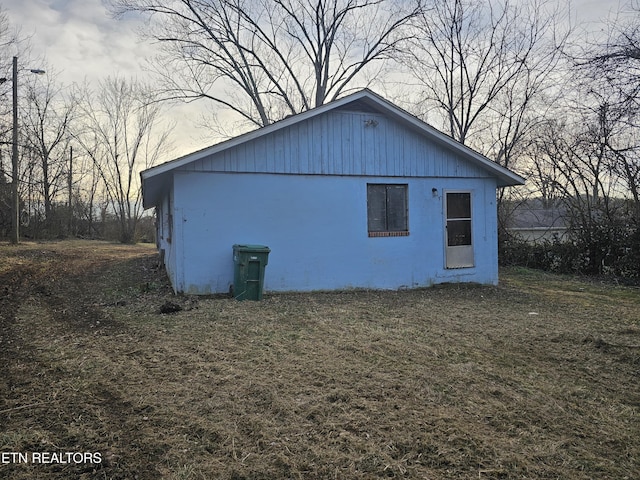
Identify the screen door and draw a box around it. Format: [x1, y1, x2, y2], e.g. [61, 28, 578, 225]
[445, 192, 474, 268]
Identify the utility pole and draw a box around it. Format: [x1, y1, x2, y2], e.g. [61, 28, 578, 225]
[68, 145, 73, 236]
[1, 57, 45, 244]
[10, 56, 18, 244]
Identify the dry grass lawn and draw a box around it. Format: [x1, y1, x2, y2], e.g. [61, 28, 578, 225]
[0, 240, 638, 479]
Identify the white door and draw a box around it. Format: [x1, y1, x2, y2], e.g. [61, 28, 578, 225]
[445, 192, 474, 268]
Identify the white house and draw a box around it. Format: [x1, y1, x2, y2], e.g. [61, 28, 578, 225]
[141, 90, 525, 295]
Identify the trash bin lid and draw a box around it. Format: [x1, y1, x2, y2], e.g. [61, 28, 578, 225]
[233, 244, 271, 253]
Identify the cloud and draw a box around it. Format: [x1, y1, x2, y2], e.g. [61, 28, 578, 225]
[3, 0, 156, 85]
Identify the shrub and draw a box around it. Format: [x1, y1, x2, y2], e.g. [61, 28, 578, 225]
[500, 224, 640, 280]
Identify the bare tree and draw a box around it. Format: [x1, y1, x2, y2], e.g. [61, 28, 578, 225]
[0, 7, 25, 236]
[579, 4, 640, 223]
[404, 0, 569, 157]
[512, 4, 640, 277]
[0, 7, 22, 129]
[586, 4, 640, 110]
[76, 77, 172, 243]
[22, 69, 77, 226]
[525, 100, 635, 274]
[402, 0, 571, 241]
[110, 0, 423, 129]
[66, 149, 104, 239]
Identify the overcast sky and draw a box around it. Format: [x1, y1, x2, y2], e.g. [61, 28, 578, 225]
[1, 0, 631, 158]
[3, 1, 154, 83]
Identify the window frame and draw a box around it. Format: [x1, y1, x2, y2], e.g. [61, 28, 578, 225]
[367, 183, 409, 237]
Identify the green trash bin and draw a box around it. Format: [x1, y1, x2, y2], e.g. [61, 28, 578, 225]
[232, 244, 270, 301]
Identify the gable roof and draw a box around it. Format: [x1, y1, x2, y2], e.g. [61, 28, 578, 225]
[142, 89, 525, 208]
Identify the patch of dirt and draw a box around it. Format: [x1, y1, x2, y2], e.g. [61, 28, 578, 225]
[0, 241, 638, 479]
[0, 241, 170, 479]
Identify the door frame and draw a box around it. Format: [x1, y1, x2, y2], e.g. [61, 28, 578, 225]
[444, 190, 475, 269]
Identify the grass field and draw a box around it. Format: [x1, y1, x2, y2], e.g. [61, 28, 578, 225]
[0, 240, 638, 479]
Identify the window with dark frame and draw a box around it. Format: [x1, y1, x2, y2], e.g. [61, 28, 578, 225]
[367, 184, 409, 237]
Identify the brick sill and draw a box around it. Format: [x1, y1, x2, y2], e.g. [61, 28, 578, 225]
[368, 231, 410, 238]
